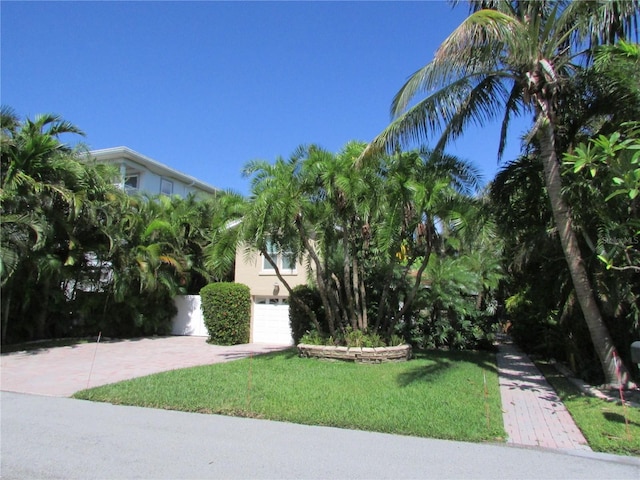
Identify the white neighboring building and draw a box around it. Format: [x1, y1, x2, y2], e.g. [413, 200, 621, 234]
[90, 146, 219, 198]
[80, 147, 219, 336]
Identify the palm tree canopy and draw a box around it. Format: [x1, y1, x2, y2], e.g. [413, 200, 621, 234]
[364, 0, 638, 161]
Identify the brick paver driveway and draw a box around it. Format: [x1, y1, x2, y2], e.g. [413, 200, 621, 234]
[0, 336, 288, 397]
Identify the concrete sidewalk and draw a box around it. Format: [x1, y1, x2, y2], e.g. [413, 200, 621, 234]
[0, 336, 287, 397]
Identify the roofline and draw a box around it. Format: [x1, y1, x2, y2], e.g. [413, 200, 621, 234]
[89, 146, 220, 195]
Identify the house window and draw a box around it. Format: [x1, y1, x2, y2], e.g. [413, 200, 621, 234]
[124, 175, 139, 193]
[281, 251, 296, 270]
[263, 240, 278, 271]
[160, 178, 173, 195]
[262, 240, 296, 273]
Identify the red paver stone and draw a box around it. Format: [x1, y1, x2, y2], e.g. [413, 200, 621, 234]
[1, 336, 287, 397]
[496, 336, 591, 451]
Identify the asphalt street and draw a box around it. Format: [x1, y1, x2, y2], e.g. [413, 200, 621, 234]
[2, 391, 638, 480]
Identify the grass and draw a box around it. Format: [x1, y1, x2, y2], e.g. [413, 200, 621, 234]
[536, 361, 640, 456]
[73, 348, 506, 443]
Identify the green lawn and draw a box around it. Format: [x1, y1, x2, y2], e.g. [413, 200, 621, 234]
[536, 362, 640, 456]
[74, 348, 506, 443]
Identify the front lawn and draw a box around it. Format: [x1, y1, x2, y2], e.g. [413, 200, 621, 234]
[74, 349, 505, 443]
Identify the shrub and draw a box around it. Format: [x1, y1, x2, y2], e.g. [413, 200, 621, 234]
[299, 326, 402, 348]
[299, 330, 327, 346]
[340, 326, 386, 348]
[200, 282, 250, 345]
[411, 309, 497, 351]
[289, 285, 326, 344]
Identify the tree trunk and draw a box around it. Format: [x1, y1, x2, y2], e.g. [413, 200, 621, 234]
[374, 265, 395, 331]
[356, 257, 368, 331]
[295, 216, 337, 336]
[341, 228, 358, 330]
[262, 248, 322, 334]
[398, 220, 434, 318]
[1, 288, 11, 343]
[538, 118, 634, 387]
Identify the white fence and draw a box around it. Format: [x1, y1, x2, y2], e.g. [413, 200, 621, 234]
[171, 295, 208, 336]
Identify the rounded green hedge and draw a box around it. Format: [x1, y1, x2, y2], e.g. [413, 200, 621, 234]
[200, 282, 251, 345]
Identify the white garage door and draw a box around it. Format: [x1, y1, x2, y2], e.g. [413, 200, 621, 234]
[252, 298, 293, 345]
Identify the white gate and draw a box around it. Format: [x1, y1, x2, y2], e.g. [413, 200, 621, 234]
[252, 298, 293, 345]
[171, 295, 208, 336]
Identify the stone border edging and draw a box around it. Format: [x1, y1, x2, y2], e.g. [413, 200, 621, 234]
[297, 343, 412, 363]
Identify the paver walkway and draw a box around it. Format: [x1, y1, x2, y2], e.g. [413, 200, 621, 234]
[496, 334, 591, 451]
[0, 336, 287, 397]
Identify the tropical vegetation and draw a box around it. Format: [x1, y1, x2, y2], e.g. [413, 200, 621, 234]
[364, 0, 639, 386]
[2, 0, 639, 389]
[217, 141, 502, 349]
[0, 107, 240, 343]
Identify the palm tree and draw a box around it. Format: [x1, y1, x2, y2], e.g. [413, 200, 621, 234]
[241, 141, 482, 342]
[241, 145, 338, 335]
[373, 147, 481, 335]
[1, 110, 90, 339]
[363, 1, 638, 386]
[203, 190, 248, 283]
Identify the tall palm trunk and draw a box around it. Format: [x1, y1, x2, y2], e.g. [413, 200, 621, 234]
[295, 215, 337, 336]
[537, 116, 633, 387]
[341, 227, 358, 330]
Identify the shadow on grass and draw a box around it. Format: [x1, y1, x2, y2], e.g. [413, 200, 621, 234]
[603, 411, 640, 428]
[396, 349, 498, 387]
[275, 348, 299, 360]
[396, 357, 452, 386]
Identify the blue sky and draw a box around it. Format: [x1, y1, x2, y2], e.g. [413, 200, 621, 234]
[2, 1, 528, 195]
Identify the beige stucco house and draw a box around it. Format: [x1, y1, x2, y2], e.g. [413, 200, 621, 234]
[234, 243, 309, 345]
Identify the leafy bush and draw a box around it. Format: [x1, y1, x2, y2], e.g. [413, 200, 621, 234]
[411, 309, 497, 351]
[200, 282, 250, 345]
[340, 326, 386, 348]
[299, 330, 327, 345]
[288, 285, 326, 344]
[299, 326, 400, 348]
